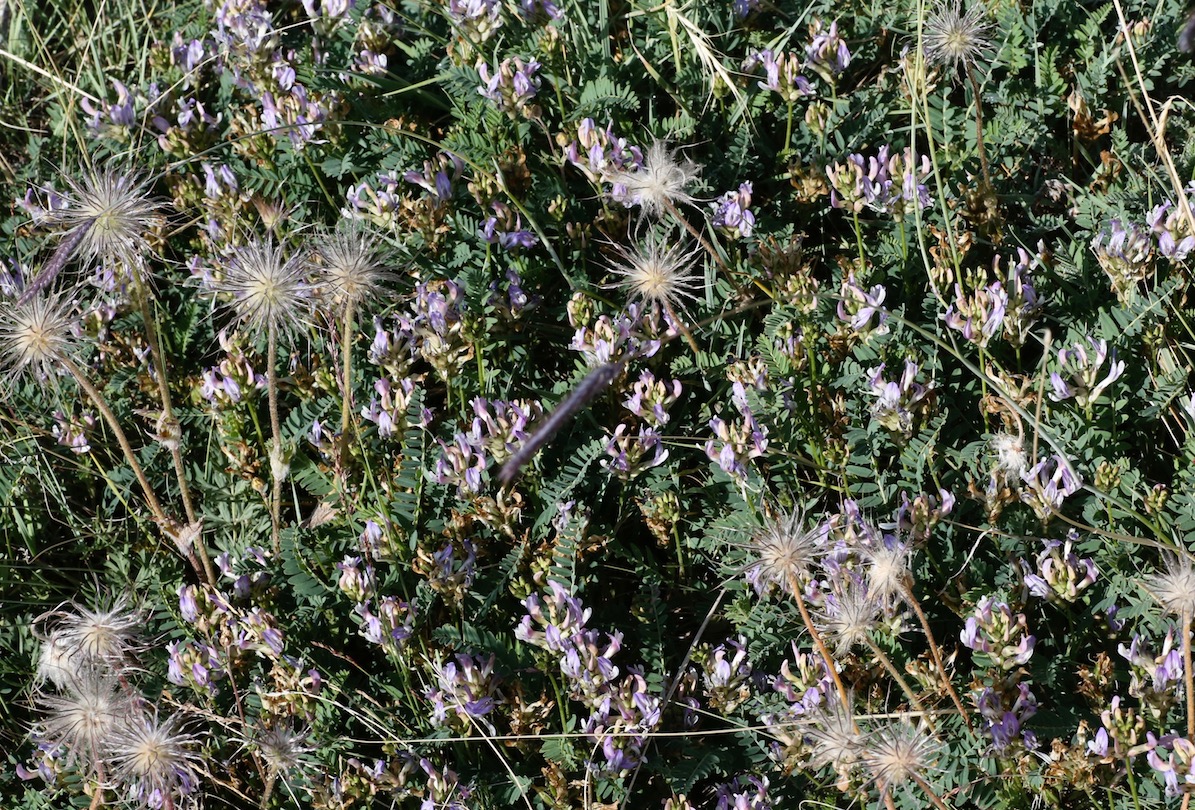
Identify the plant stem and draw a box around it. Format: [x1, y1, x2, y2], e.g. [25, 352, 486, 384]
[59, 356, 168, 526]
[786, 572, 853, 719]
[1184, 606, 1194, 740]
[964, 64, 992, 188]
[267, 321, 283, 555]
[340, 300, 356, 439]
[864, 635, 927, 719]
[906, 590, 972, 729]
[911, 773, 953, 810]
[134, 277, 214, 585]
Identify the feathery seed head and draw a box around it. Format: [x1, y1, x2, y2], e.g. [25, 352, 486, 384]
[817, 582, 880, 657]
[220, 239, 312, 335]
[108, 709, 203, 805]
[609, 236, 703, 313]
[864, 540, 914, 603]
[313, 228, 394, 313]
[923, 1, 995, 73]
[861, 721, 940, 792]
[804, 697, 863, 775]
[54, 169, 163, 267]
[0, 293, 76, 383]
[254, 723, 311, 773]
[49, 595, 144, 670]
[1146, 553, 1195, 618]
[607, 140, 701, 218]
[37, 668, 133, 769]
[747, 507, 823, 596]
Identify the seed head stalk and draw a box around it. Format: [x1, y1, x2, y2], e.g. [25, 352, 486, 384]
[964, 64, 992, 188]
[132, 275, 214, 585]
[785, 571, 854, 718]
[59, 355, 205, 579]
[340, 298, 357, 439]
[1185, 605, 1194, 740]
[910, 773, 952, 810]
[268, 320, 283, 555]
[863, 634, 928, 719]
[906, 592, 972, 728]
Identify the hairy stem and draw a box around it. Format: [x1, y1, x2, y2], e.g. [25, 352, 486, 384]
[133, 277, 214, 585]
[786, 572, 854, 722]
[865, 635, 928, 720]
[340, 300, 356, 439]
[906, 589, 972, 729]
[965, 64, 992, 188]
[267, 321, 283, 555]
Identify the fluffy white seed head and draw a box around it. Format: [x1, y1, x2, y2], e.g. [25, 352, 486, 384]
[0, 293, 76, 384]
[817, 584, 880, 657]
[864, 541, 913, 604]
[861, 720, 941, 793]
[54, 168, 163, 267]
[254, 723, 311, 773]
[609, 236, 703, 313]
[1146, 553, 1195, 618]
[107, 708, 204, 804]
[37, 669, 133, 770]
[748, 507, 823, 596]
[219, 239, 313, 336]
[606, 140, 701, 218]
[804, 696, 862, 775]
[990, 431, 1028, 479]
[923, 1, 996, 73]
[313, 228, 393, 313]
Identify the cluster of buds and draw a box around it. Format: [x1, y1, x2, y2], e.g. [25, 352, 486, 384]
[343, 170, 406, 227]
[623, 370, 682, 427]
[1087, 696, 1144, 764]
[1147, 734, 1195, 796]
[711, 182, 756, 238]
[432, 398, 540, 493]
[447, 0, 502, 59]
[696, 638, 753, 712]
[360, 377, 421, 439]
[1021, 534, 1097, 603]
[569, 301, 664, 366]
[827, 146, 932, 221]
[805, 19, 852, 84]
[152, 94, 221, 157]
[414, 539, 477, 602]
[52, 410, 96, 455]
[713, 774, 772, 810]
[355, 596, 415, 656]
[867, 360, 935, 442]
[479, 201, 537, 250]
[352, 4, 404, 75]
[602, 424, 668, 479]
[1092, 219, 1153, 303]
[960, 596, 1035, 671]
[1049, 336, 1124, 409]
[407, 280, 474, 380]
[477, 57, 541, 118]
[895, 488, 954, 543]
[369, 315, 418, 378]
[80, 79, 137, 141]
[199, 346, 266, 406]
[1119, 630, 1182, 718]
[405, 152, 466, 205]
[974, 683, 1038, 751]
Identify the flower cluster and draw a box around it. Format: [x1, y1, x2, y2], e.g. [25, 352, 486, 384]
[867, 360, 934, 442]
[960, 596, 1035, 670]
[1021, 534, 1098, 603]
[706, 382, 768, 482]
[1049, 336, 1124, 409]
[477, 57, 541, 118]
[516, 582, 662, 772]
[827, 146, 933, 220]
[711, 182, 756, 239]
